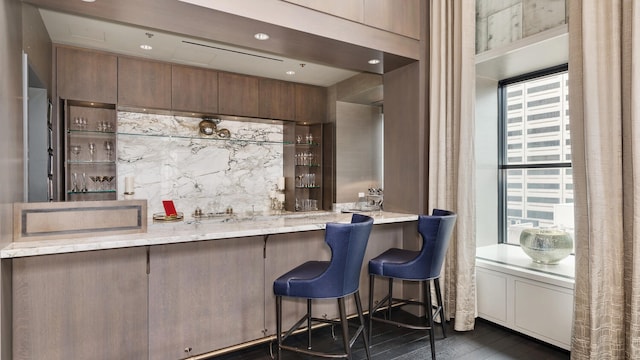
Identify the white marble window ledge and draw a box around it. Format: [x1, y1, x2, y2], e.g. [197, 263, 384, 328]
[476, 244, 575, 288]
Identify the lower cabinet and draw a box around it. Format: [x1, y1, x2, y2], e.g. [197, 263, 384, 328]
[476, 261, 574, 350]
[10, 221, 413, 359]
[148, 237, 265, 359]
[12, 247, 149, 360]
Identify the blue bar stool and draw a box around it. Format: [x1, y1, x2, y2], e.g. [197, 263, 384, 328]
[367, 209, 457, 360]
[273, 213, 374, 360]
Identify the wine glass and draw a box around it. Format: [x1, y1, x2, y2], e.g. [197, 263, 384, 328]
[88, 142, 96, 162]
[104, 141, 114, 161]
[105, 176, 115, 191]
[70, 145, 82, 162]
[81, 173, 88, 192]
[89, 176, 99, 191]
[71, 173, 79, 193]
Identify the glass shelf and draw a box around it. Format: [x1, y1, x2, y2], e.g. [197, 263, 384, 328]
[68, 129, 116, 135]
[67, 160, 116, 165]
[295, 186, 321, 189]
[117, 131, 290, 145]
[293, 142, 320, 147]
[67, 190, 116, 194]
[295, 164, 320, 168]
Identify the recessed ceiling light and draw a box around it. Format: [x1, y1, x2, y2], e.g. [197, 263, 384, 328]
[368, 59, 381, 65]
[140, 44, 153, 50]
[254, 33, 270, 40]
[82, 0, 96, 2]
[286, 70, 296, 76]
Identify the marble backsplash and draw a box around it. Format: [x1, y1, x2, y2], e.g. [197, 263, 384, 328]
[116, 112, 284, 217]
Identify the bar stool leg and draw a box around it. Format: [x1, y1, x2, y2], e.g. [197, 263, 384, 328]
[368, 274, 375, 344]
[387, 278, 393, 319]
[275, 296, 282, 360]
[337, 297, 351, 359]
[354, 291, 372, 360]
[425, 280, 436, 360]
[434, 278, 446, 338]
[307, 299, 313, 349]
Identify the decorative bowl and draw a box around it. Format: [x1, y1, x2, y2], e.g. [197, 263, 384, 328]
[519, 228, 573, 264]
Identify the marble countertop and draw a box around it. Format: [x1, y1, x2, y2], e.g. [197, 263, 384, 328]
[1, 211, 417, 259]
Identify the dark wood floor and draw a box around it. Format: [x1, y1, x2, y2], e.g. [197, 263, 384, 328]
[208, 313, 570, 360]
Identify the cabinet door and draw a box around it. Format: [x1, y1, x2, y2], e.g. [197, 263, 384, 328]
[259, 78, 295, 120]
[218, 72, 260, 117]
[364, 0, 421, 39]
[148, 237, 265, 359]
[12, 247, 149, 360]
[295, 83, 327, 123]
[118, 57, 172, 110]
[57, 46, 117, 103]
[172, 65, 219, 114]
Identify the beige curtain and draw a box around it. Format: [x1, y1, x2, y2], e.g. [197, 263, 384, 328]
[427, 0, 476, 331]
[569, 0, 640, 359]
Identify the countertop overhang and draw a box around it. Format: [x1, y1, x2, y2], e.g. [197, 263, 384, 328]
[1, 211, 417, 259]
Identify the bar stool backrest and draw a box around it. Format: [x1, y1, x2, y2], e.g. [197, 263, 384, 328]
[321, 213, 374, 298]
[416, 209, 457, 280]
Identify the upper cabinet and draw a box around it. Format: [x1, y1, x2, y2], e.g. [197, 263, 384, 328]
[363, 0, 421, 39]
[57, 46, 117, 104]
[295, 84, 327, 124]
[118, 57, 172, 110]
[259, 78, 295, 121]
[282, 0, 364, 22]
[283, 0, 420, 40]
[218, 72, 260, 117]
[171, 65, 219, 114]
[56, 48, 328, 121]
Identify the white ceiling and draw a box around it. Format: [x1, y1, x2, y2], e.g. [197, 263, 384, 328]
[39, 9, 359, 87]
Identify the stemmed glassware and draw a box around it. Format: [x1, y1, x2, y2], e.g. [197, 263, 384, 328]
[88, 142, 96, 162]
[105, 176, 115, 191]
[71, 173, 78, 192]
[89, 176, 99, 191]
[70, 145, 82, 162]
[104, 141, 114, 161]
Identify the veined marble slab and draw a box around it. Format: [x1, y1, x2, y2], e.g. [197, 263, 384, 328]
[116, 112, 284, 218]
[1, 211, 418, 258]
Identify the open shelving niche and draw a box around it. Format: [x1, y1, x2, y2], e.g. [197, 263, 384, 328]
[63, 100, 118, 201]
[283, 122, 324, 212]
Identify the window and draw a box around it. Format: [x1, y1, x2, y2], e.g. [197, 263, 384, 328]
[499, 65, 574, 244]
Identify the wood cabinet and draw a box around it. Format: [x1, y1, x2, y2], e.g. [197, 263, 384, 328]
[9, 221, 411, 358]
[363, 0, 421, 40]
[259, 78, 295, 120]
[148, 237, 265, 359]
[283, 0, 364, 22]
[218, 72, 260, 117]
[295, 83, 327, 123]
[171, 65, 219, 114]
[476, 260, 574, 350]
[283, 0, 420, 39]
[12, 247, 149, 360]
[56, 46, 117, 104]
[118, 57, 172, 110]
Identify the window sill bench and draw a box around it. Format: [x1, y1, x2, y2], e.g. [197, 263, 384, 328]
[475, 244, 574, 350]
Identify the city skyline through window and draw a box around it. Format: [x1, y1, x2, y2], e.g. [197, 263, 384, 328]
[500, 66, 574, 244]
